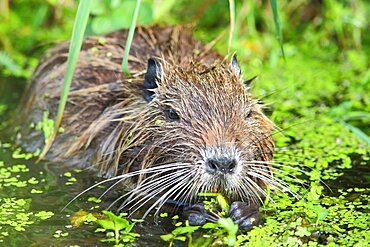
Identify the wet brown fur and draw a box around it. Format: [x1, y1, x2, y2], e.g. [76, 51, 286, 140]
[21, 25, 275, 205]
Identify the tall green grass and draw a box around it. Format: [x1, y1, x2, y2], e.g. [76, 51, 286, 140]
[228, 0, 235, 54]
[38, 0, 92, 161]
[122, 0, 141, 75]
[270, 0, 285, 58]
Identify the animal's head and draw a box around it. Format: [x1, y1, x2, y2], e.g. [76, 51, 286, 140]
[136, 55, 275, 207]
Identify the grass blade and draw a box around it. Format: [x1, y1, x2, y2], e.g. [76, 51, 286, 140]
[270, 0, 285, 59]
[122, 0, 142, 75]
[228, 0, 235, 54]
[38, 0, 92, 161]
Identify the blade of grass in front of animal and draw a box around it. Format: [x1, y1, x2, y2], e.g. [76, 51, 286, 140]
[121, 0, 141, 75]
[228, 0, 235, 54]
[270, 0, 285, 59]
[38, 0, 92, 161]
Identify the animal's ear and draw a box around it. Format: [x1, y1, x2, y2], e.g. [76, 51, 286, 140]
[230, 54, 242, 78]
[230, 54, 257, 89]
[143, 58, 163, 102]
[243, 75, 257, 88]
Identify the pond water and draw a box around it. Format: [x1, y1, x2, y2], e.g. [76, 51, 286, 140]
[0, 75, 369, 246]
[0, 147, 177, 246]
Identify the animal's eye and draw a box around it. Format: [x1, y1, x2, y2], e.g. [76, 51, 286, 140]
[165, 108, 180, 121]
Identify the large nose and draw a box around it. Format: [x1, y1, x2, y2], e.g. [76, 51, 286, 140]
[206, 157, 237, 174]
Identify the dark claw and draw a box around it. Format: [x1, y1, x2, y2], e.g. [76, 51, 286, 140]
[183, 203, 220, 226]
[229, 201, 263, 229]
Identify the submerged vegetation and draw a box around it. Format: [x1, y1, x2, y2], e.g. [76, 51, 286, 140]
[0, 0, 369, 246]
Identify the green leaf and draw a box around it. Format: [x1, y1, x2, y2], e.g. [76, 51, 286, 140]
[102, 210, 117, 220]
[175, 236, 187, 242]
[172, 226, 200, 235]
[88, 197, 102, 203]
[96, 219, 115, 231]
[114, 217, 130, 231]
[160, 233, 174, 242]
[315, 207, 328, 221]
[217, 194, 230, 212]
[295, 227, 311, 237]
[34, 211, 54, 220]
[103, 210, 130, 230]
[124, 221, 136, 232]
[202, 222, 219, 229]
[85, 213, 98, 223]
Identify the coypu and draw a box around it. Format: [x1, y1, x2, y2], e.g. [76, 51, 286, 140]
[20, 25, 275, 228]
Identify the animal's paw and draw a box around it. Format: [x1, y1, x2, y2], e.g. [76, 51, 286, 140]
[183, 201, 263, 229]
[228, 201, 263, 229]
[183, 203, 220, 226]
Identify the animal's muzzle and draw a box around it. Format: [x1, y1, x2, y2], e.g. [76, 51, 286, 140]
[205, 157, 237, 174]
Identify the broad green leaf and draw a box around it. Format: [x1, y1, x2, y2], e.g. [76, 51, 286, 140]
[202, 222, 219, 229]
[160, 233, 174, 241]
[172, 226, 200, 235]
[96, 219, 115, 231]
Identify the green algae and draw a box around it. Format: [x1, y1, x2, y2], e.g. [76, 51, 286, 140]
[0, 148, 54, 243]
[0, 197, 54, 242]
